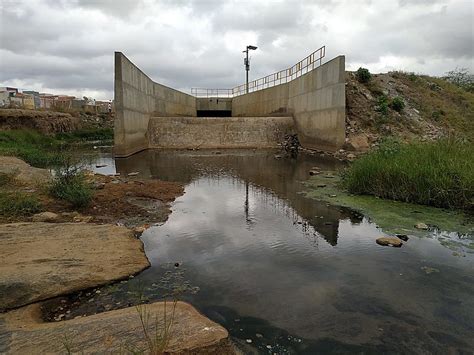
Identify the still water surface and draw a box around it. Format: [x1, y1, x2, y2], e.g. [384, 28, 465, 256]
[94, 149, 474, 354]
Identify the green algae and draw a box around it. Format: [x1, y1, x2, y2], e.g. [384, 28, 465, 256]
[303, 173, 474, 255]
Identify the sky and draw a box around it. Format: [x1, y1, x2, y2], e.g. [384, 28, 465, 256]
[0, 0, 473, 100]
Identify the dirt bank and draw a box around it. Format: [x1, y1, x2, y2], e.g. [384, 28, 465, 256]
[0, 222, 150, 311]
[0, 301, 234, 354]
[0, 109, 80, 134]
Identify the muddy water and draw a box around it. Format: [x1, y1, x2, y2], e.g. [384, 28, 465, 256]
[97, 149, 473, 354]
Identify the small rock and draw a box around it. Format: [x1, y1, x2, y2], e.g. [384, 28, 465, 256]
[376, 237, 403, 247]
[421, 266, 439, 274]
[347, 153, 356, 160]
[396, 234, 409, 242]
[415, 222, 429, 230]
[246, 339, 252, 344]
[316, 184, 326, 188]
[274, 155, 282, 159]
[309, 170, 320, 176]
[73, 215, 93, 223]
[32, 212, 60, 223]
[127, 172, 139, 176]
[329, 194, 337, 197]
[256, 333, 263, 338]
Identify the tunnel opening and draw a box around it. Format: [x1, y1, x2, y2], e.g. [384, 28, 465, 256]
[196, 110, 232, 117]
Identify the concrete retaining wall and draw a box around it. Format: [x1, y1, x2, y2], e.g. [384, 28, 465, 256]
[288, 56, 345, 150]
[232, 84, 289, 117]
[114, 52, 196, 157]
[148, 116, 295, 149]
[231, 56, 345, 150]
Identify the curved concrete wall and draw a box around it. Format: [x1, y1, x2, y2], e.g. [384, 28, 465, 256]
[232, 56, 345, 151]
[114, 52, 196, 157]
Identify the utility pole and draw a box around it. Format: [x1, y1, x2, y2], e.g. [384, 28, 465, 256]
[243, 45, 257, 94]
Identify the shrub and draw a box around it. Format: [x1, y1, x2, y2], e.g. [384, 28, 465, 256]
[408, 73, 418, 82]
[50, 162, 93, 208]
[356, 67, 372, 83]
[342, 139, 474, 210]
[444, 67, 474, 92]
[390, 97, 405, 112]
[375, 95, 389, 115]
[0, 192, 41, 217]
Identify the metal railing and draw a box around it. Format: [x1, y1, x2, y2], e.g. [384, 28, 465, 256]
[190, 88, 233, 98]
[191, 46, 326, 98]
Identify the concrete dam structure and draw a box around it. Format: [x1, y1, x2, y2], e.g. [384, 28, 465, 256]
[114, 49, 345, 157]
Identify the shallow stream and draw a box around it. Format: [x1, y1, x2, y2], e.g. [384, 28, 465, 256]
[91, 148, 474, 354]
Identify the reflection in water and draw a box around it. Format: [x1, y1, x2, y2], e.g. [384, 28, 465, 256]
[109, 149, 474, 354]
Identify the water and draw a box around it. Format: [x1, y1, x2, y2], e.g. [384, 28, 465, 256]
[93, 149, 474, 354]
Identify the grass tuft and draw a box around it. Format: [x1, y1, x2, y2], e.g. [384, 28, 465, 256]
[0, 192, 42, 217]
[342, 139, 474, 211]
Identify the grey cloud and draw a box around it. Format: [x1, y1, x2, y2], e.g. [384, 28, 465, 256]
[1, 0, 472, 100]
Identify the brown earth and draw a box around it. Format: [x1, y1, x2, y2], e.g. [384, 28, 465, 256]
[0, 222, 150, 311]
[84, 174, 184, 226]
[0, 109, 80, 134]
[0, 301, 235, 354]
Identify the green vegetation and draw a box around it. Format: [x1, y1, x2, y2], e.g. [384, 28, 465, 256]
[50, 164, 93, 208]
[0, 191, 41, 217]
[305, 174, 473, 237]
[389, 96, 405, 112]
[391, 71, 474, 139]
[444, 67, 474, 93]
[342, 139, 473, 211]
[356, 67, 371, 83]
[375, 95, 389, 115]
[56, 128, 113, 142]
[0, 130, 67, 168]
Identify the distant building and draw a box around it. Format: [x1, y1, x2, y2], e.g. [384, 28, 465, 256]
[39, 93, 56, 109]
[23, 90, 41, 109]
[55, 95, 75, 110]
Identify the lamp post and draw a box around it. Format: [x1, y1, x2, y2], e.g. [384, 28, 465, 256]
[243, 45, 257, 94]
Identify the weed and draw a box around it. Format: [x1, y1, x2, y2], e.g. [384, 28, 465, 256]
[56, 128, 113, 142]
[342, 139, 474, 210]
[0, 191, 42, 217]
[375, 95, 389, 115]
[408, 72, 418, 82]
[50, 157, 93, 208]
[356, 67, 372, 83]
[389, 96, 405, 112]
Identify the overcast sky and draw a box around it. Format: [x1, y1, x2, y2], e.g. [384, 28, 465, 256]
[1, 0, 473, 100]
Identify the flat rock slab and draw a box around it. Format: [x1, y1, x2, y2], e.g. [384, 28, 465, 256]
[0, 156, 51, 185]
[0, 222, 150, 310]
[0, 301, 234, 354]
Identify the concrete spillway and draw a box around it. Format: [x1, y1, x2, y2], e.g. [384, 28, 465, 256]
[114, 52, 345, 157]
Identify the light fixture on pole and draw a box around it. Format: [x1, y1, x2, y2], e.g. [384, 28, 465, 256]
[243, 45, 258, 94]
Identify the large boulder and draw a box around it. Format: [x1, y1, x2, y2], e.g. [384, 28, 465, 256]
[0, 302, 234, 354]
[345, 134, 369, 151]
[0, 222, 150, 310]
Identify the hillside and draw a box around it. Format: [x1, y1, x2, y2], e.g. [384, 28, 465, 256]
[345, 70, 474, 149]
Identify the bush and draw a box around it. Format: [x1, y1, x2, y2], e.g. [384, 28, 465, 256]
[390, 97, 405, 112]
[55, 128, 113, 142]
[50, 164, 93, 208]
[356, 67, 372, 83]
[342, 139, 474, 210]
[0, 192, 42, 217]
[444, 67, 474, 92]
[375, 95, 389, 115]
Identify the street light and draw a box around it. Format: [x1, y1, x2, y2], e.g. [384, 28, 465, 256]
[243, 45, 258, 94]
